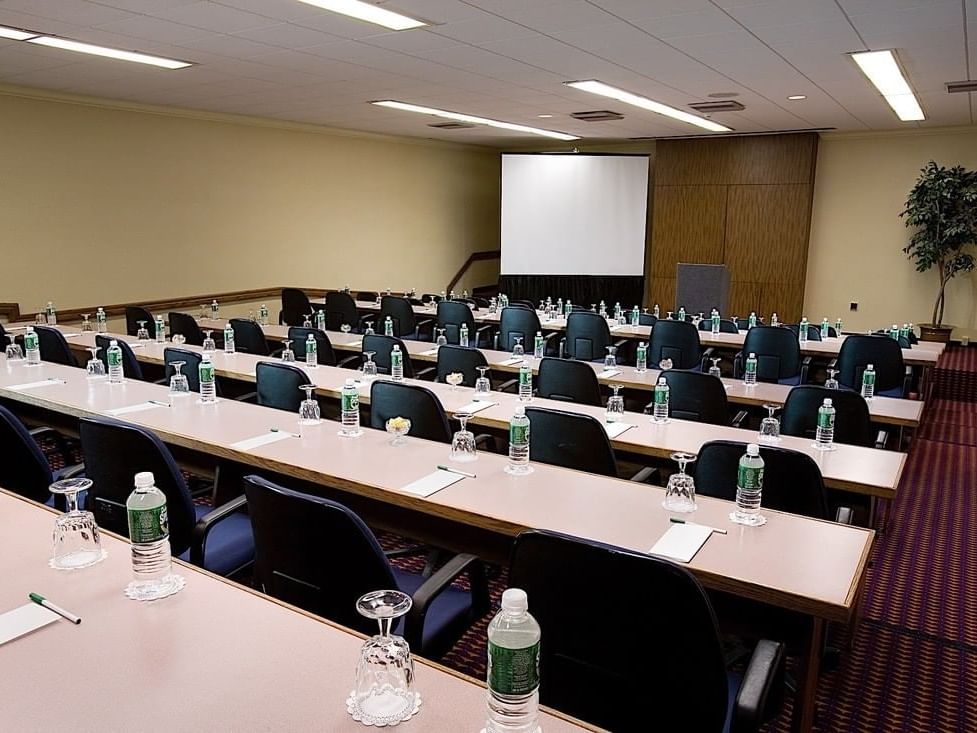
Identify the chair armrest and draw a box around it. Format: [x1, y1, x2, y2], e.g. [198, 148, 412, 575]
[402, 553, 489, 652]
[415, 366, 436, 381]
[234, 391, 258, 403]
[827, 357, 838, 370]
[498, 378, 518, 393]
[732, 639, 786, 733]
[558, 337, 566, 359]
[53, 462, 86, 481]
[903, 365, 913, 396]
[732, 350, 744, 379]
[731, 410, 749, 429]
[874, 429, 889, 450]
[835, 506, 855, 525]
[152, 377, 169, 385]
[384, 546, 429, 560]
[416, 318, 435, 340]
[474, 433, 496, 452]
[700, 347, 715, 372]
[29, 426, 75, 465]
[628, 466, 658, 483]
[189, 494, 248, 567]
[800, 356, 812, 384]
[642, 401, 653, 415]
[268, 347, 284, 358]
[337, 354, 362, 369]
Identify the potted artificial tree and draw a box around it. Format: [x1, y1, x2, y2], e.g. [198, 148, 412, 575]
[901, 161, 977, 343]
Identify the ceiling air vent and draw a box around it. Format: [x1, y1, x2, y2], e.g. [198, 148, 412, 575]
[427, 121, 476, 129]
[946, 80, 977, 94]
[688, 100, 745, 113]
[569, 110, 624, 121]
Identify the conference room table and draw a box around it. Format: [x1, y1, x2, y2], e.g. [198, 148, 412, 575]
[58, 328, 906, 498]
[0, 355, 874, 732]
[0, 489, 597, 732]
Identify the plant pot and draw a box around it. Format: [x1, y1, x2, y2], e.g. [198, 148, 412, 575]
[918, 323, 953, 343]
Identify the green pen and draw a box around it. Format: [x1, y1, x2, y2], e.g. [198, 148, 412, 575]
[29, 593, 81, 624]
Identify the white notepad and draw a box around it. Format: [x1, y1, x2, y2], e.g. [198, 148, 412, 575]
[500, 357, 524, 366]
[603, 422, 634, 439]
[419, 348, 439, 356]
[62, 332, 84, 338]
[598, 369, 622, 378]
[7, 379, 66, 391]
[453, 401, 497, 415]
[106, 401, 166, 416]
[649, 524, 714, 563]
[229, 431, 294, 451]
[0, 603, 59, 646]
[400, 470, 466, 498]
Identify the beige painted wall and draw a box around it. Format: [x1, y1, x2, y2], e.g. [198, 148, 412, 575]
[0, 88, 500, 314]
[806, 126, 977, 332]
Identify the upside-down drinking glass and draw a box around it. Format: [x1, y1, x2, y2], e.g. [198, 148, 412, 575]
[280, 340, 295, 362]
[341, 323, 352, 336]
[659, 357, 674, 371]
[474, 366, 491, 398]
[303, 313, 313, 328]
[662, 452, 697, 513]
[604, 346, 617, 370]
[605, 384, 625, 422]
[708, 357, 722, 379]
[80, 314, 93, 332]
[86, 347, 105, 379]
[136, 321, 150, 340]
[759, 403, 782, 442]
[49, 478, 106, 570]
[6, 335, 24, 361]
[169, 361, 190, 397]
[825, 369, 840, 390]
[450, 412, 477, 462]
[298, 384, 321, 425]
[512, 337, 524, 358]
[436, 328, 447, 348]
[202, 330, 216, 352]
[362, 351, 377, 379]
[199, 304, 207, 321]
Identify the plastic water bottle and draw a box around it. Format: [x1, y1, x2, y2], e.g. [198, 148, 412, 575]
[748, 311, 757, 329]
[339, 379, 362, 437]
[259, 303, 269, 326]
[771, 312, 779, 327]
[890, 324, 900, 340]
[908, 322, 915, 339]
[316, 309, 326, 332]
[223, 322, 235, 354]
[564, 299, 572, 317]
[711, 309, 720, 334]
[613, 302, 622, 321]
[24, 326, 40, 365]
[199, 354, 216, 403]
[485, 588, 541, 733]
[125, 471, 183, 601]
[210, 299, 219, 318]
[815, 398, 836, 450]
[460, 323, 470, 348]
[505, 406, 532, 475]
[305, 334, 317, 367]
[835, 318, 843, 334]
[799, 317, 809, 343]
[744, 352, 758, 386]
[821, 318, 830, 339]
[732, 444, 765, 526]
[678, 306, 686, 322]
[518, 361, 533, 402]
[107, 340, 124, 383]
[154, 316, 165, 344]
[631, 305, 640, 325]
[899, 323, 910, 341]
[45, 301, 57, 325]
[384, 316, 394, 337]
[653, 304, 660, 319]
[599, 300, 607, 317]
[636, 342, 647, 373]
[652, 377, 669, 424]
[96, 307, 107, 333]
[391, 345, 404, 381]
[861, 364, 876, 400]
[533, 331, 544, 359]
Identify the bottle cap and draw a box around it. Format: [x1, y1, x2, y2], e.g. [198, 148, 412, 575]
[746, 443, 760, 457]
[202, 353, 212, 361]
[501, 588, 528, 612]
[824, 398, 833, 407]
[344, 379, 355, 387]
[134, 471, 155, 488]
[749, 352, 756, 358]
[658, 377, 667, 384]
[867, 363, 874, 369]
[513, 405, 525, 417]
[110, 339, 118, 346]
[393, 345, 400, 351]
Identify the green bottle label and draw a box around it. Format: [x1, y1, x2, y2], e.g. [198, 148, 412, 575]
[636, 346, 646, 362]
[519, 368, 531, 387]
[654, 386, 668, 405]
[107, 349, 122, 367]
[863, 370, 875, 386]
[489, 641, 540, 696]
[746, 359, 757, 374]
[199, 363, 215, 383]
[391, 351, 402, 367]
[818, 409, 835, 429]
[308, 340, 317, 354]
[510, 422, 529, 446]
[342, 390, 358, 412]
[127, 504, 168, 543]
[737, 464, 763, 490]
[24, 333, 38, 350]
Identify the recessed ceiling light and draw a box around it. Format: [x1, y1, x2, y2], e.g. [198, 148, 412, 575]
[849, 49, 924, 122]
[371, 100, 579, 140]
[787, 95, 807, 101]
[297, 0, 426, 31]
[565, 80, 732, 133]
[537, 114, 553, 118]
[0, 25, 38, 41]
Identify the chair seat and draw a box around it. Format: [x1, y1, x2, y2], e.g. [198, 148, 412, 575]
[877, 385, 904, 398]
[777, 374, 803, 386]
[723, 672, 742, 733]
[392, 567, 473, 652]
[178, 505, 255, 576]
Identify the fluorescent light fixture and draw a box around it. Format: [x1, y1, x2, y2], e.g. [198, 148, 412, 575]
[0, 25, 38, 40]
[297, 0, 426, 30]
[537, 114, 553, 118]
[787, 95, 807, 101]
[565, 80, 732, 133]
[372, 100, 580, 140]
[849, 50, 924, 122]
[26, 36, 191, 69]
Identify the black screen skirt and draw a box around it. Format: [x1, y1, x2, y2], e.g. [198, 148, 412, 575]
[497, 274, 645, 310]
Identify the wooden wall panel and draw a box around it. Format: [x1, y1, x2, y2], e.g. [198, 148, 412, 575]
[654, 134, 818, 186]
[729, 281, 761, 318]
[647, 277, 676, 312]
[650, 186, 727, 277]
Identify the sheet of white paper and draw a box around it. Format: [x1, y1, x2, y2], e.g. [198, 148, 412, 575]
[649, 524, 714, 564]
[609, 324, 625, 332]
[129, 343, 146, 349]
[500, 357, 524, 366]
[419, 348, 439, 356]
[105, 402, 165, 416]
[598, 369, 622, 378]
[7, 379, 66, 391]
[0, 603, 59, 646]
[62, 332, 84, 338]
[453, 401, 497, 415]
[229, 431, 294, 452]
[400, 470, 465, 498]
[345, 341, 363, 349]
[603, 422, 634, 439]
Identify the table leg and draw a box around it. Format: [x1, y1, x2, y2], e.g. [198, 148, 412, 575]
[792, 617, 826, 733]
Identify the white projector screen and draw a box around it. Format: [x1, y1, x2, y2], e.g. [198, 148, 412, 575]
[501, 153, 649, 276]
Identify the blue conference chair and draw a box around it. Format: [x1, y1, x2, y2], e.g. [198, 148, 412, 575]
[0, 404, 83, 505]
[35, 326, 78, 367]
[561, 311, 626, 363]
[79, 417, 253, 576]
[534, 357, 602, 406]
[832, 335, 911, 397]
[648, 319, 708, 370]
[732, 326, 809, 385]
[243, 475, 488, 658]
[96, 335, 146, 381]
[255, 361, 311, 413]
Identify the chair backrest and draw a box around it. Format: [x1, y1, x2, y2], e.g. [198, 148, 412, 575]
[288, 326, 337, 366]
[35, 326, 77, 366]
[835, 335, 906, 393]
[168, 312, 204, 346]
[781, 386, 873, 447]
[378, 296, 419, 338]
[564, 312, 612, 362]
[648, 320, 702, 369]
[281, 288, 313, 327]
[125, 306, 155, 337]
[511, 299, 537, 310]
[229, 318, 270, 356]
[497, 307, 543, 352]
[0, 404, 54, 502]
[741, 326, 803, 382]
[535, 357, 602, 406]
[698, 318, 738, 334]
[163, 347, 220, 395]
[243, 475, 397, 634]
[79, 417, 197, 555]
[660, 369, 729, 424]
[362, 334, 414, 378]
[509, 529, 730, 732]
[436, 301, 476, 344]
[435, 345, 487, 386]
[638, 313, 657, 326]
[324, 291, 359, 331]
[692, 439, 830, 520]
[95, 335, 144, 381]
[255, 361, 311, 412]
[369, 380, 451, 442]
[356, 291, 378, 302]
[524, 407, 617, 477]
[786, 323, 821, 341]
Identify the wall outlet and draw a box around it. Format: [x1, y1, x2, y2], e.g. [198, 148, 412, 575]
[849, 302, 858, 311]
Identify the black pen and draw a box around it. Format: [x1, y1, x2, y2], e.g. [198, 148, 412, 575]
[670, 517, 728, 535]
